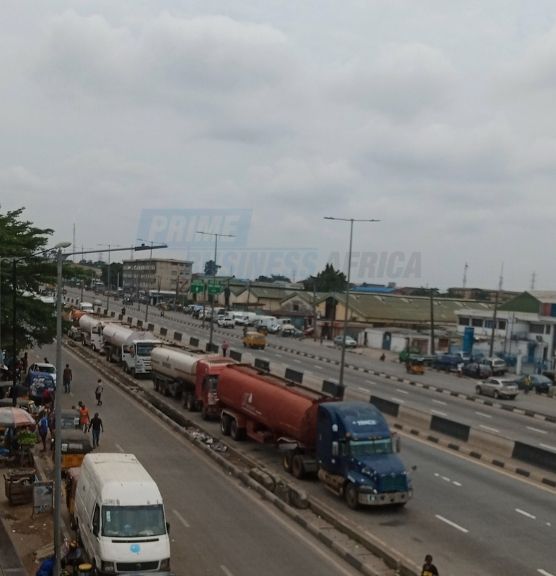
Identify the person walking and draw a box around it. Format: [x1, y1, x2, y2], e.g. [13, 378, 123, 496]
[95, 379, 104, 406]
[88, 413, 104, 449]
[421, 554, 439, 576]
[78, 401, 90, 433]
[63, 364, 73, 394]
[222, 340, 229, 357]
[37, 410, 50, 452]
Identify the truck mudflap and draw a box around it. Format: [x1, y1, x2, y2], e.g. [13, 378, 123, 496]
[358, 489, 413, 506]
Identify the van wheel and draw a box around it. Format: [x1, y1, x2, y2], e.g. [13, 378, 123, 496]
[220, 414, 231, 435]
[344, 482, 359, 510]
[230, 419, 244, 441]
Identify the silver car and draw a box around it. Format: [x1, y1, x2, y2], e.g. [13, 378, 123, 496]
[476, 378, 519, 400]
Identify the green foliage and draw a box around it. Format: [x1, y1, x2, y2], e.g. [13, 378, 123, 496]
[302, 264, 347, 293]
[0, 208, 56, 358]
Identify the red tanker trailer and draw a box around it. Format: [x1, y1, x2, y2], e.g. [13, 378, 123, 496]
[217, 364, 413, 509]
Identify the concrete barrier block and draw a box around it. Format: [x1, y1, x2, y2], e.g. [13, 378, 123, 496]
[468, 429, 514, 459]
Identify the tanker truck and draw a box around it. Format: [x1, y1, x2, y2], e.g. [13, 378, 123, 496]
[151, 346, 234, 418]
[218, 364, 412, 509]
[78, 314, 104, 352]
[102, 324, 161, 377]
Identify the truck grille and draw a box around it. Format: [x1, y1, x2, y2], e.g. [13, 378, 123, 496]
[116, 561, 159, 572]
[379, 475, 408, 493]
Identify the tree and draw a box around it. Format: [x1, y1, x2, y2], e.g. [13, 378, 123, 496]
[255, 274, 292, 283]
[0, 208, 56, 361]
[303, 264, 347, 293]
[204, 260, 219, 276]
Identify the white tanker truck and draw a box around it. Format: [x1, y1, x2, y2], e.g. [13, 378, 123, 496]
[78, 314, 104, 352]
[151, 346, 233, 418]
[102, 324, 161, 377]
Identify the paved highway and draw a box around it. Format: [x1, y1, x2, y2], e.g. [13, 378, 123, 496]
[33, 342, 362, 576]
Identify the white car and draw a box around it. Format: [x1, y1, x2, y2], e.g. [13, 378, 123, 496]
[334, 335, 357, 348]
[217, 316, 235, 328]
[475, 378, 519, 400]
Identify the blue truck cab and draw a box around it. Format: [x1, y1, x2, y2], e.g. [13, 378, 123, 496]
[316, 401, 412, 509]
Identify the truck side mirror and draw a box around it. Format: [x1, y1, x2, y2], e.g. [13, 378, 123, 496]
[331, 441, 339, 457]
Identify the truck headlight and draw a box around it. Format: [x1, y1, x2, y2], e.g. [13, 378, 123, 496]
[101, 561, 116, 573]
[160, 558, 171, 571]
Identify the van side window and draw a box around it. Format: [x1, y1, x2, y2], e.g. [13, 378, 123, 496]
[92, 504, 100, 536]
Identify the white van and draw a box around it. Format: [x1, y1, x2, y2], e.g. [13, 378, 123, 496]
[80, 302, 94, 313]
[254, 316, 279, 333]
[74, 453, 171, 574]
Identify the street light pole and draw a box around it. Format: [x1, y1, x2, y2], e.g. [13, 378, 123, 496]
[53, 241, 70, 576]
[137, 240, 155, 324]
[196, 231, 235, 351]
[11, 259, 17, 406]
[324, 217, 379, 387]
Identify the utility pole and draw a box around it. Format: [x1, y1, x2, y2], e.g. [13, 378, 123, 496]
[489, 264, 504, 357]
[430, 288, 435, 356]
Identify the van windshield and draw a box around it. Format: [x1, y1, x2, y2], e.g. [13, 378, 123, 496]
[102, 505, 166, 537]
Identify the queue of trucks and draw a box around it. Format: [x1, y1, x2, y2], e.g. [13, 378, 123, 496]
[68, 311, 413, 509]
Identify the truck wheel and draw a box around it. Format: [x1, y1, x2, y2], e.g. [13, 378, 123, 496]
[291, 454, 305, 479]
[230, 419, 244, 441]
[185, 394, 197, 412]
[220, 414, 231, 435]
[282, 452, 293, 473]
[344, 482, 360, 510]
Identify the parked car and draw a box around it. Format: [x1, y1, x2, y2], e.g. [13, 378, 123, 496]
[217, 315, 235, 328]
[514, 374, 553, 394]
[280, 324, 304, 338]
[475, 377, 519, 400]
[333, 335, 357, 348]
[462, 362, 491, 379]
[479, 357, 507, 376]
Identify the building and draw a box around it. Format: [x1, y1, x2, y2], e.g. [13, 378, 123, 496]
[122, 258, 193, 297]
[455, 290, 556, 368]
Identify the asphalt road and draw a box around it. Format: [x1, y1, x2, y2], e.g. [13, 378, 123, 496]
[31, 342, 362, 576]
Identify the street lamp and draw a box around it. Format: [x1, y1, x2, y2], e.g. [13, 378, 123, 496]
[98, 244, 121, 310]
[137, 239, 155, 323]
[196, 231, 235, 351]
[324, 217, 380, 387]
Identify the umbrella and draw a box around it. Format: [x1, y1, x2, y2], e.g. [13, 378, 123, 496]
[0, 407, 36, 429]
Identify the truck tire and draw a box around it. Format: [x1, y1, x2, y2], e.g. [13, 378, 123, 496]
[185, 393, 197, 412]
[282, 452, 293, 473]
[220, 413, 231, 436]
[344, 482, 359, 510]
[291, 454, 305, 479]
[230, 418, 244, 441]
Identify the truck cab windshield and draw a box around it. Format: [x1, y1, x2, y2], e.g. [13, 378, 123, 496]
[102, 505, 166, 538]
[136, 343, 156, 357]
[348, 438, 393, 457]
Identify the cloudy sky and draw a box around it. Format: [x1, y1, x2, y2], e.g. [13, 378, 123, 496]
[2, 1, 556, 290]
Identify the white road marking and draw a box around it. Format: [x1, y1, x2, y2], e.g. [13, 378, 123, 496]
[395, 389, 409, 395]
[292, 358, 303, 364]
[538, 569, 555, 576]
[431, 409, 447, 416]
[114, 443, 125, 453]
[515, 508, 536, 520]
[540, 443, 556, 452]
[474, 411, 492, 419]
[453, 481, 462, 487]
[274, 353, 282, 358]
[365, 379, 375, 385]
[173, 509, 190, 528]
[479, 425, 500, 433]
[526, 426, 548, 434]
[432, 399, 447, 406]
[435, 514, 469, 533]
[391, 397, 406, 404]
[221, 566, 235, 576]
[440, 475, 450, 482]
[358, 386, 368, 392]
[313, 364, 323, 370]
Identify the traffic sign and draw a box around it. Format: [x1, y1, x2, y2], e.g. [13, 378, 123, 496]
[191, 283, 204, 294]
[208, 284, 223, 295]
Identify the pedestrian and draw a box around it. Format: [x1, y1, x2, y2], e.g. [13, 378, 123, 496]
[421, 554, 439, 576]
[78, 401, 90, 433]
[524, 374, 532, 394]
[37, 410, 50, 451]
[44, 357, 49, 364]
[222, 340, 229, 357]
[380, 353, 386, 362]
[88, 413, 104, 448]
[63, 364, 73, 394]
[95, 379, 103, 406]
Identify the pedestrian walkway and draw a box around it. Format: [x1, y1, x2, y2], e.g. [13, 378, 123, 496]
[0, 494, 32, 576]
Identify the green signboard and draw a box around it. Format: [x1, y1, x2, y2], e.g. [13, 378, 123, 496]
[190, 283, 204, 294]
[208, 284, 223, 295]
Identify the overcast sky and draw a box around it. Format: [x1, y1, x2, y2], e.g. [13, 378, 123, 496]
[2, 1, 556, 290]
